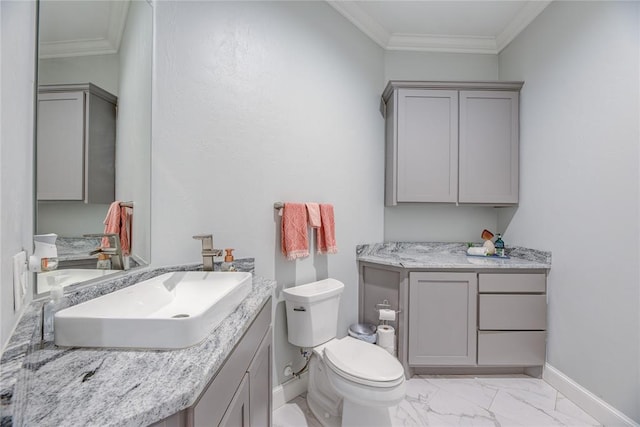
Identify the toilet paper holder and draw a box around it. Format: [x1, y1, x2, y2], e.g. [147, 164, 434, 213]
[375, 300, 400, 324]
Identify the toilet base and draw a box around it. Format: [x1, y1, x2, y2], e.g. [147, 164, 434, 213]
[342, 400, 393, 427]
[308, 395, 395, 427]
[307, 354, 342, 427]
[307, 392, 342, 427]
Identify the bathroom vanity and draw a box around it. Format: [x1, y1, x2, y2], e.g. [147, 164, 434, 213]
[357, 242, 551, 377]
[0, 261, 275, 426]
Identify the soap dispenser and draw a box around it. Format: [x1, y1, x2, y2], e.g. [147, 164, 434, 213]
[221, 249, 236, 271]
[29, 233, 58, 272]
[495, 234, 505, 257]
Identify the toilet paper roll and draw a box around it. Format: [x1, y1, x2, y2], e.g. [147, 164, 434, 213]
[376, 325, 396, 355]
[467, 247, 487, 256]
[378, 308, 396, 322]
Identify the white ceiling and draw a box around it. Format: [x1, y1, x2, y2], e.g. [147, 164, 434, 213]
[38, 0, 551, 58]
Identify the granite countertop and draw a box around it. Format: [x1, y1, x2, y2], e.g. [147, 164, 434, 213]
[357, 242, 551, 270]
[0, 260, 275, 427]
[56, 237, 102, 262]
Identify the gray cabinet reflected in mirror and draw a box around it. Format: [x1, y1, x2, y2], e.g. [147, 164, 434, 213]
[35, 0, 152, 296]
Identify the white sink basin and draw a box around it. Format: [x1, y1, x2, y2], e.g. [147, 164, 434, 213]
[38, 269, 120, 293]
[54, 271, 253, 349]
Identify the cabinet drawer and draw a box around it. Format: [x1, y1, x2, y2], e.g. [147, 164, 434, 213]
[478, 273, 545, 293]
[479, 295, 546, 330]
[478, 331, 545, 366]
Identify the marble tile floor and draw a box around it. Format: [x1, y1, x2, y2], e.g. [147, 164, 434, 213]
[272, 375, 601, 427]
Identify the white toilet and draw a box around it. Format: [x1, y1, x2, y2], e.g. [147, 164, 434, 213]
[282, 278, 406, 427]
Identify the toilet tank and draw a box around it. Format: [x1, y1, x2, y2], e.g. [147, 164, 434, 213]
[282, 278, 345, 348]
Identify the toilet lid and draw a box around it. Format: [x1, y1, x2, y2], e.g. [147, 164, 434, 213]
[323, 337, 404, 384]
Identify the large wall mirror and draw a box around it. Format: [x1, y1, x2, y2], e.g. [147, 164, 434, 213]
[35, 0, 152, 296]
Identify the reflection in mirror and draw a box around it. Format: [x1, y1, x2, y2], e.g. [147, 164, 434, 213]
[35, 0, 152, 296]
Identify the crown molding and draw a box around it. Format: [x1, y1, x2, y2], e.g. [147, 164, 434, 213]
[496, 0, 552, 52]
[39, 1, 130, 59]
[326, 0, 551, 55]
[326, 1, 390, 48]
[387, 34, 498, 54]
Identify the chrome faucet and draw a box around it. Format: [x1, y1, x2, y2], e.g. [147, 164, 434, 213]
[193, 234, 223, 271]
[84, 233, 124, 270]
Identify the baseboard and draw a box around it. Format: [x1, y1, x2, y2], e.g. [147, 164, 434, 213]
[543, 363, 638, 426]
[272, 371, 309, 410]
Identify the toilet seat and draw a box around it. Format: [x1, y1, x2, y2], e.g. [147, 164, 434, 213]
[323, 337, 405, 388]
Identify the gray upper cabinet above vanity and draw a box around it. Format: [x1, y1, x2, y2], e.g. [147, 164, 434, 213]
[37, 84, 117, 203]
[382, 81, 523, 206]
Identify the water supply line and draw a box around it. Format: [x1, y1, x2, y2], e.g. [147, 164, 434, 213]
[293, 348, 311, 378]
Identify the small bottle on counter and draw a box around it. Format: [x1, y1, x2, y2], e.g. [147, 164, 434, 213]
[221, 248, 236, 271]
[96, 253, 111, 269]
[495, 234, 505, 257]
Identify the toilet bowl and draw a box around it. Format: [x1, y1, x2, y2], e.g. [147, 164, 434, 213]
[283, 279, 406, 427]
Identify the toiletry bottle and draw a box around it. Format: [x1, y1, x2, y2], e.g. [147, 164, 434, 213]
[221, 249, 236, 271]
[96, 253, 111, 269]
[495, 234, 505, 257]
[43, 283, 65, 342]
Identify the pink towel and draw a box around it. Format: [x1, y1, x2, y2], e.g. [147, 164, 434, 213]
[102, 201, 121, 248]
[120, 207, 132, 256]
[316, 204, 337, 254]
[102, 201, 132, 255]
[305, 203, 321, 228]
[281, 203, 309, 260]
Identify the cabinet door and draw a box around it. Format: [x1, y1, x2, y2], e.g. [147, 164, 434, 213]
[408, 272, 477, 365]
[248, 330, 272, 427]
[220, 373, 250, 427]
[458, 91, 519, 204]
[396, 89, 459, 203]
[37, 92, 85, 200]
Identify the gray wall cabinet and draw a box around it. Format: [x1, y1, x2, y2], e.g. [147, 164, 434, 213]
[37, 84, 117, 203]
[152, 298, 272, 427]
[359, 262, 548, 376]
[382, 81, 523, 206]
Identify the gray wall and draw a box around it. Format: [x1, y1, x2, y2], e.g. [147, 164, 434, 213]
[38, 54, 119, 95]
[0, 0, 37, 349]
[151, 1, 385, 385]
[498, 1, 640, 421]
[383, 50, 501, 243]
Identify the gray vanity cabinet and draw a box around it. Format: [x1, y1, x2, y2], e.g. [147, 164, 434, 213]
[408, 272, 477, 366]
[359, 261, 548, 376]
[219, 374, 250, 427]
[152, 298, 272, 427]
[477, 274, 547, 366]
[37, 84, 116, 203]
[382, 81, 523, 206]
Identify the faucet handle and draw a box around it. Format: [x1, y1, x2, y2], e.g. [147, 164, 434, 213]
[193, 234, 213, 250]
